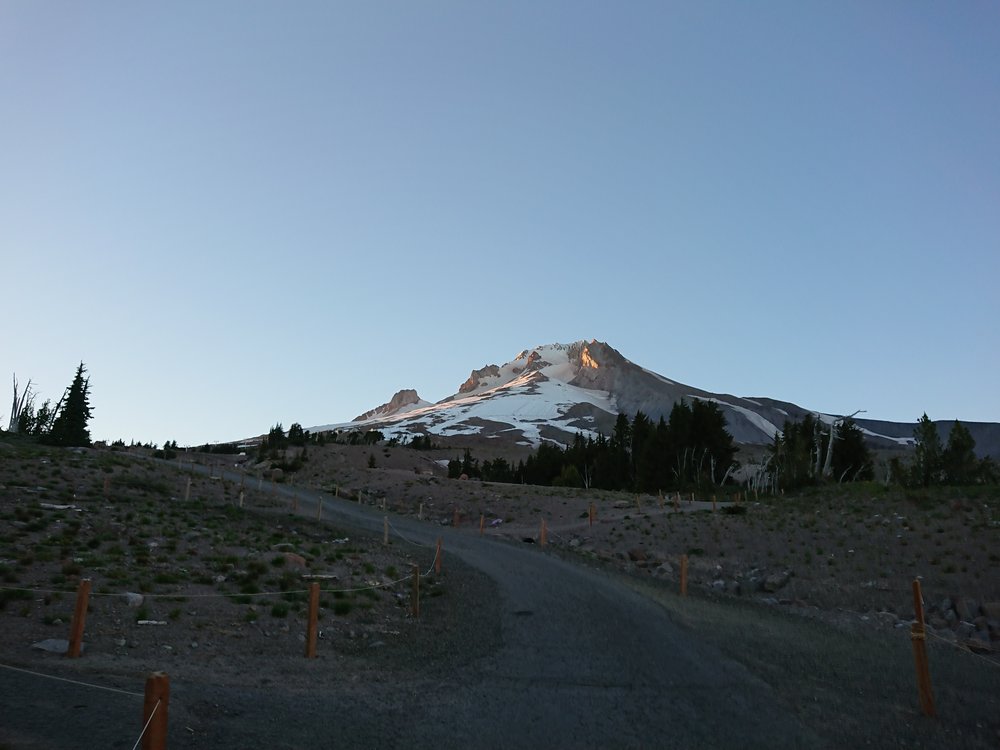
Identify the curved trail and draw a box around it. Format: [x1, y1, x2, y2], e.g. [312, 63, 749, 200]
[1, 467, 818, 748]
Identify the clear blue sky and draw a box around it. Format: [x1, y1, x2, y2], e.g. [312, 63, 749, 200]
[3, 2, 998, 446]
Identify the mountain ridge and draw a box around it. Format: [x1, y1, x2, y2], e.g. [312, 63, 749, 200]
[311, 340, 1000, 458]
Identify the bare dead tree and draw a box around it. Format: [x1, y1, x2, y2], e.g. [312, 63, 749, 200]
[821, 409, 867, 478]
[8, 375, 34, 433]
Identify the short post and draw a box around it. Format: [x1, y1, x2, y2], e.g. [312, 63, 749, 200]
[453, 508, 459, 527]
[305, 582, 320, 658]
[674, 492, 680, 511]
[239, 490, 244, 509]
[479, 514, 485, 536]
[316, 499, 322, 520]
[658, 490, 664, 509]
[539, 518, 547, 547]
[184, 478, 191, 502]
[911, 579, 936, 717]
[690, 492, 695, 505]
[411, 564, 420, 618]
[383, 515, 389, 546]
[141, 672, 170, 750]
[335, 484, 339, 497]
[103, 476, 110, 497]
[680, 554, 688, 597]
[712, 494, 716, 513]
[435, 537, 443, 575]
[67, 578, 91, 658]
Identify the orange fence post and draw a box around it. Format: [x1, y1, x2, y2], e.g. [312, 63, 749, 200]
[435, 537, 443, 575]
[141, 672, 170, 750]
[680, 555, 688, 597]
[412, 564, 420, 618]
[911, 579, 936, 717]
[712, 495, 717, 513]
[383, 515, 389, 546]
[305, 582, 320, 658]
[67, 579, 91, 658]
[539, 518, 547, 547]
[103, 476, 110, 497]
[453, 508, 460, 527]
[479, 514, 485, 536]
[316, 498, 322, 520]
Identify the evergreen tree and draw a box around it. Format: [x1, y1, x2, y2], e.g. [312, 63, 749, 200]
[942, 420, 977, 485]
[47, 363, 93, 447]
[830, 418, 873, 481]
[911, 413, 943, 487]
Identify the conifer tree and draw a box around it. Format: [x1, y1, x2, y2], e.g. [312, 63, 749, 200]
[942, 420, 977, 485]
[47, 363, 93, 447]
[911, 413, 943, 487]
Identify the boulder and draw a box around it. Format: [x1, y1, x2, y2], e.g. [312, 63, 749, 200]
[627, 548, 648, 563]
[32, 639, 81, 654]
[981, 602, 1000, 620]
[762, 571, 791, 592]
[123, 592, 144, 608]
[283, 552, 307, 568]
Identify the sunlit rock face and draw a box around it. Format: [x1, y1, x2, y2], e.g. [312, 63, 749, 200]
[459, 365, 501, 394]
[352, 389, 425, 422]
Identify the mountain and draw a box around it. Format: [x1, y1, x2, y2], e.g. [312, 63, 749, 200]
[312, 340, 1000, 458]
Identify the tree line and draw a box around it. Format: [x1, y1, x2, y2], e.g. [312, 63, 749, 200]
[4, 363, 93, 447]
[759, 411, 996, 492]
[447, 399, 738, 492]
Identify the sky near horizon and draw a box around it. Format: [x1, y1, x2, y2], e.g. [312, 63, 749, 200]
[2, 2, 998, 446]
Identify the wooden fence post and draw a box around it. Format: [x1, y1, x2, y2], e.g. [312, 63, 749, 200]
[479, 514, 485, 536]
[411, 564, 420, 618]
[67, 578, 91, 658]
[316, 498, 322, 520]
[674, 492, 680, 511]
[453, 508, 459, 527]
[539, 518, 547, 547]
[911, 579, 936, 717]
[239, 490, 244, 509]
[680, 555, 688, 597]
[141, 672, 169, 750]
[712, 494, 717, 513]
[435, 538, 443, 575]
[103, 476, 110, 497]
[383, 515, 389, 546]
[305, 582, 320, 658]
